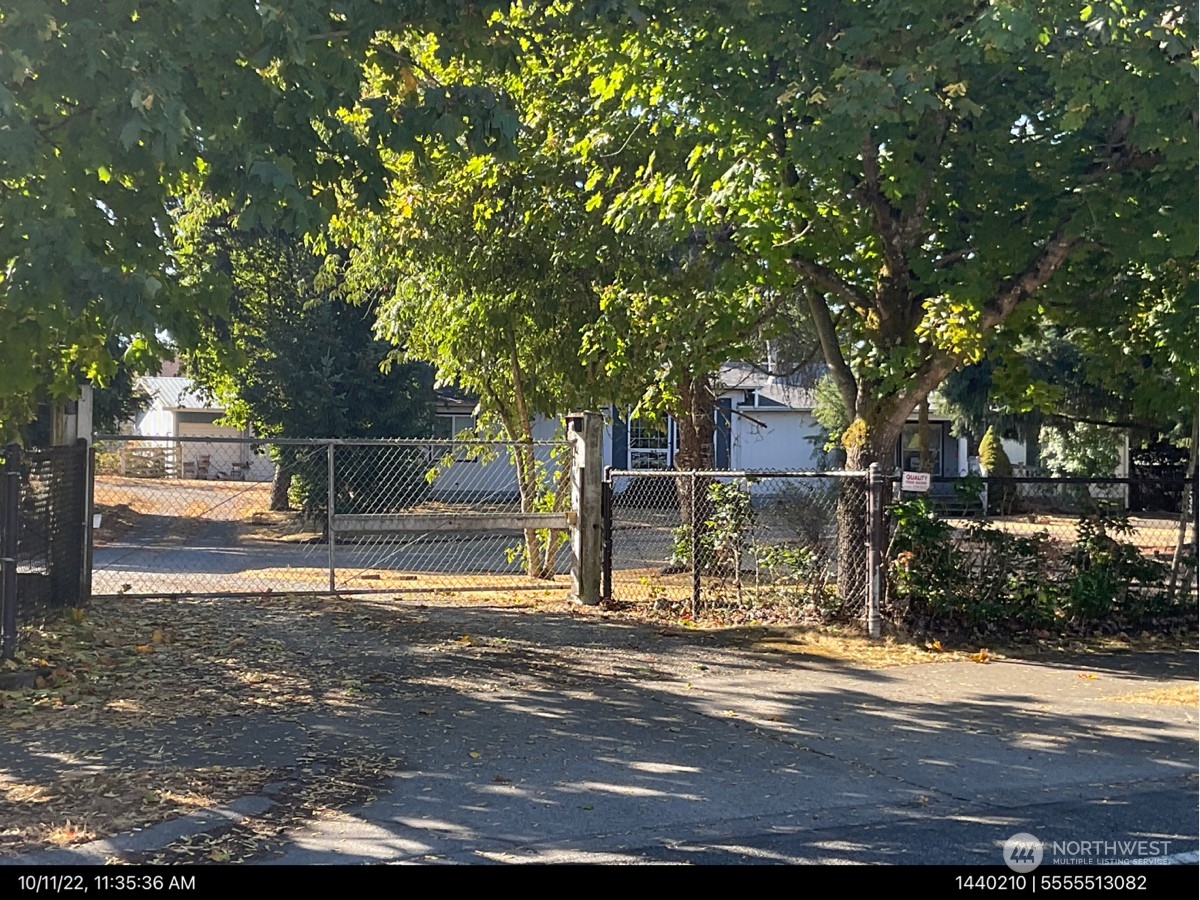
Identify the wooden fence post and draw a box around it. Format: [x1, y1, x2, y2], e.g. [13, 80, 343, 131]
[569, 412, 603, 605]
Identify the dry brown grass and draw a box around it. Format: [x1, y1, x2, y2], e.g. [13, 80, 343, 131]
[945, 513, 1192, 555]
[688, 623, 970, 668]
[0, 767, 275, 856]
[1103, 684, 1199, 707]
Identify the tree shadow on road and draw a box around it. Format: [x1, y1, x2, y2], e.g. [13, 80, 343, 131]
[1, 594, 1195, 864]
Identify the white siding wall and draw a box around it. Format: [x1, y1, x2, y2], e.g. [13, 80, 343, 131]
[176, 421, 242, 480]
[134, 408, 174, 437]
[245, 451, 276, 483]
[730, 411, 823, 472]
[428, 415, 565, 500]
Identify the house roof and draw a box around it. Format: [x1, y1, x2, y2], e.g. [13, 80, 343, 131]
[135, 376, 219, 411]
[717, 362, 953, 422]
[718, 363, 820, 410]
[434, 384, 476, 414]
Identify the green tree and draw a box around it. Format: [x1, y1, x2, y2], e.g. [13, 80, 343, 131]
[91, 335, 151, 434]
[0, 1, 523, 437]
[337, 21, 792, 573]
[583, 1, 1195, 470]
[334, 33, 621, 575]
[552, 0, 1194, 598]
[178, 209, 433, 511]
[938, 257, 1197, 466]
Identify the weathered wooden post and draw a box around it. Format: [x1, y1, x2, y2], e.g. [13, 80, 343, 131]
[568, 412, 603, 605]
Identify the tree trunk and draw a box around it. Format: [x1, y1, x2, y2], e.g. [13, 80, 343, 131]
[918, 398, 930, 472]
[269, 461, 292, 511]
[511, 439, 552, 579]
[838, 417, 903, 614]
[504, 339, 553, 580]
[1024, 409, 1043, 468]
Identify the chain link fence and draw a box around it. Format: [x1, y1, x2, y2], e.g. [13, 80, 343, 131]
[327, 440, 573, 593]
[90, 436, 573, 598]
[1, 442, 90, 658]
[603, 470, 869, 622]
[884, 475, 1198, 632]
[84, 435, 1200, 637]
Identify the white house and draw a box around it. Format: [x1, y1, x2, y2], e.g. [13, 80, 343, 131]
[602, 363, 969, 478]
[121, 365, 986, 492]
[130, 376, 275, 481]
[428, 385, 563, 501]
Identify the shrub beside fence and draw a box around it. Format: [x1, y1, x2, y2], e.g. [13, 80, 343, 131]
[601, 468, 1196, 637]
[885, 475, 1197, 635]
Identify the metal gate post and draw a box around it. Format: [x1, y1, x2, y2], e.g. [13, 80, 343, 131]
[601, 467, 613, 603]
[2, 444, 21, 659]
[866, 463, 883, 639]
[326, 442, 336, 593]
[690, 470, 700, 617]
[82, 441, 95, 603]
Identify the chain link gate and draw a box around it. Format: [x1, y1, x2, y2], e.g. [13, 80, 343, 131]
[91, 435, 576, 599]
[325, 439, 574, 594]
[601, 468, 874, 624]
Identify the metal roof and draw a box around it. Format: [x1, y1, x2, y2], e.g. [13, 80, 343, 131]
[135, 376, 220, 411]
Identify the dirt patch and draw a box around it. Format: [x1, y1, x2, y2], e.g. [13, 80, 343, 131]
[241, 510, 322, 543]
[93, 476, 273, 524]
[685, 624, 972, 667]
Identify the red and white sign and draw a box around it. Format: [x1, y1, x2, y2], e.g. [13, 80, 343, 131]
[901, 471, 932, 492]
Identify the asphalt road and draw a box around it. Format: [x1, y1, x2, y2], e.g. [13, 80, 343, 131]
[7, 595, 1196, 868]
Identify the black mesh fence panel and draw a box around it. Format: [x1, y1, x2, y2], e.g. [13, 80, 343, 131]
[0, 443, 89, 657]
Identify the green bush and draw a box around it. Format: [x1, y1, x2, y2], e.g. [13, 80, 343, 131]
[886, 498, 1175, 634]
[978, 427, 1011, 476]
[1063, 514, 1170, 621]
[670, 480, 754, 576]
[978, 426, 1016, 514]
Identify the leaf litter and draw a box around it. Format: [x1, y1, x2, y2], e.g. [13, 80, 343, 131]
[0, 595, 407, 860]
[3, 589, 1187, 862]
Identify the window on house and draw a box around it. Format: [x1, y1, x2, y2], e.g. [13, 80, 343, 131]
[434, 414, 475, 440]
[628, 414, 673, 470]
[900, 424, 942, 475]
